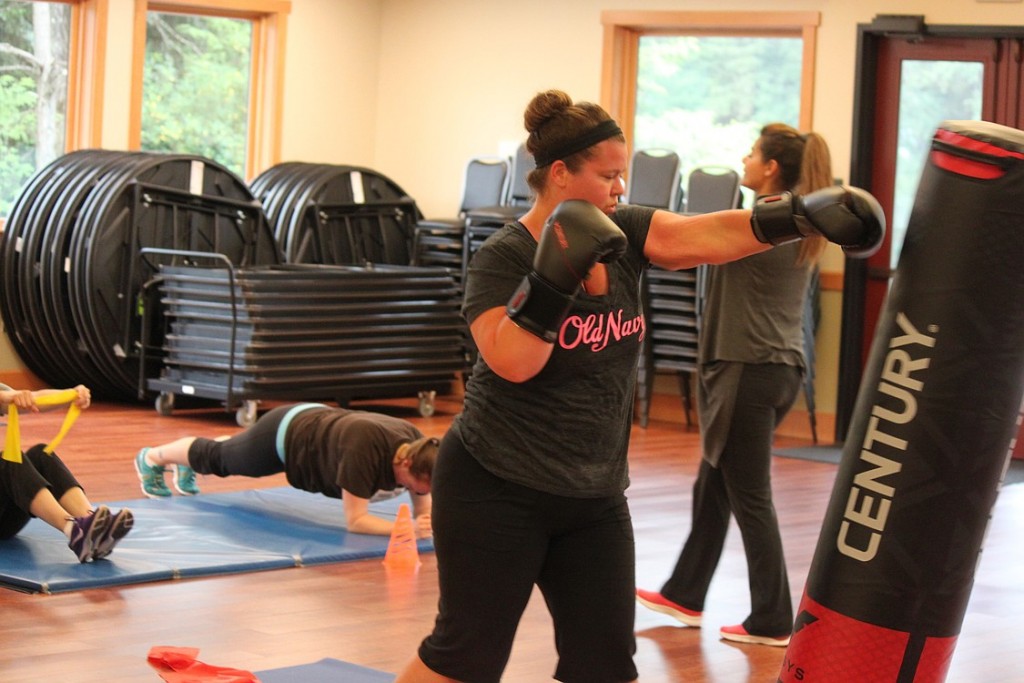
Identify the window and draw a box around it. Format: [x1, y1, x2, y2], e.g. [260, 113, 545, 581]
[139, 11, 252, 176]
[130, 0, 290, 181]
[600, 11, 820, 202]
[0, 0, 105, 223]
[634, 34, 803, 205]
[890, 60, 982, 267]
[0, 0, 71, 219]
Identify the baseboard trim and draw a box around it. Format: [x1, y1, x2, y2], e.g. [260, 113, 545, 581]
[0, 369, 48, 390]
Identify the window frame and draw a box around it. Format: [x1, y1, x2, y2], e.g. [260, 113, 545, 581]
[66, 0, 109, 150]
[599, 11, 820, 150]
[128, 0, 290, 180]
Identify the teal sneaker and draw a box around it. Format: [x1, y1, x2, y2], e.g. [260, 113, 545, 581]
[135, 448, 172, 498]
[173, 464, 200, 495]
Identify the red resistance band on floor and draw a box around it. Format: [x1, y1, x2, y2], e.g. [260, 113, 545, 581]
[147, 646, 259, 683]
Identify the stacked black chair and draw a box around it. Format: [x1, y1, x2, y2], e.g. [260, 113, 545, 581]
[461, 142, 535, 277]
[146, 263, 464, 424]
[462, 142, 534, 233]
[410, 155, 511, 290]
[454, 143, 536, 378]
[626, 149, 683, 211]
[681, 165, 741, 215]
[0, 150, 278, 401]
[636, 265, 708, 428]
[634, 164, 741, 428]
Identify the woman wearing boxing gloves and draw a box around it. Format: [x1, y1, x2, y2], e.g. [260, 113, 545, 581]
[395, 90, 883, 683]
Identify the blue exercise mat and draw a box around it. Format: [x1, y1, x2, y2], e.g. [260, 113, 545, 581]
[256, 657, 394, 682]
[0, 487, 432, 594]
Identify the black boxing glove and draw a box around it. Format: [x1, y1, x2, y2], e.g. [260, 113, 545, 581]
[506, 199, 628, 342]
[751, 185, 886, 258]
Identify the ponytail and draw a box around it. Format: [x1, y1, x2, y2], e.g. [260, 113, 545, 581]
[795, 132, 833, 266]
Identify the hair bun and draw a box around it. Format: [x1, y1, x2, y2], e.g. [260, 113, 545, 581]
[524, 90, 573, 134]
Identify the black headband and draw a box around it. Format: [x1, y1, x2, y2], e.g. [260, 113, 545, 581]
[533, 119, 623, 168]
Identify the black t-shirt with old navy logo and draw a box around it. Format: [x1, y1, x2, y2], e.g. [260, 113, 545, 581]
[455, 204, 655, 498]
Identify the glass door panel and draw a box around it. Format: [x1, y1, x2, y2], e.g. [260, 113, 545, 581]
[891, 60, 984, 268]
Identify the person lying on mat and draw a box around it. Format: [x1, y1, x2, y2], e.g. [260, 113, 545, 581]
[1, 383, 134, 563]
[134, 404, 439, 538]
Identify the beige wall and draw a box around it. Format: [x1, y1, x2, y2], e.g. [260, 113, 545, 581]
[3, 0, 1022, 419]
[373, 0, 1022, 217]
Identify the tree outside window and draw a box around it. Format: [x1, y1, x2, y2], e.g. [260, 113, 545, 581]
[141, 11, 252, 178]
[634, 35, 802, 207]
[0, 0, 71, 219]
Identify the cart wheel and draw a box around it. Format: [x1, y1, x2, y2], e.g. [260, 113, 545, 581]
[155, 392, 174, 416]
[236, 400, 258, 427]
[417, 391, 436, 417]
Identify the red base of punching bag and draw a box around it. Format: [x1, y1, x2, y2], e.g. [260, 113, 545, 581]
[1012, 421, 1024, 460]
[784, 594, 957, 681]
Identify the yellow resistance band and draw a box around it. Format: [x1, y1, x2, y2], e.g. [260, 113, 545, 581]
[2, 390, 82, 464]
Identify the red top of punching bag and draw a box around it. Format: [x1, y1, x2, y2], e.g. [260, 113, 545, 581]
[932, 120, 1024, 179]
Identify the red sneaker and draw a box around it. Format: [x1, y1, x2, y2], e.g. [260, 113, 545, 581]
[719, 623, 791, 647]
[635, 588, 702, 627]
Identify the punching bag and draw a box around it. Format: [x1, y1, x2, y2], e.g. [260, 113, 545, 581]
[779, 120, 1024, 682]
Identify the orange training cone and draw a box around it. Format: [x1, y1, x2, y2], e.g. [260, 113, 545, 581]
[383, 502, 420, 569]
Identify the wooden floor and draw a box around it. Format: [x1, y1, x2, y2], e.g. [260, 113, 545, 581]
[1, 395, 1022, 682]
